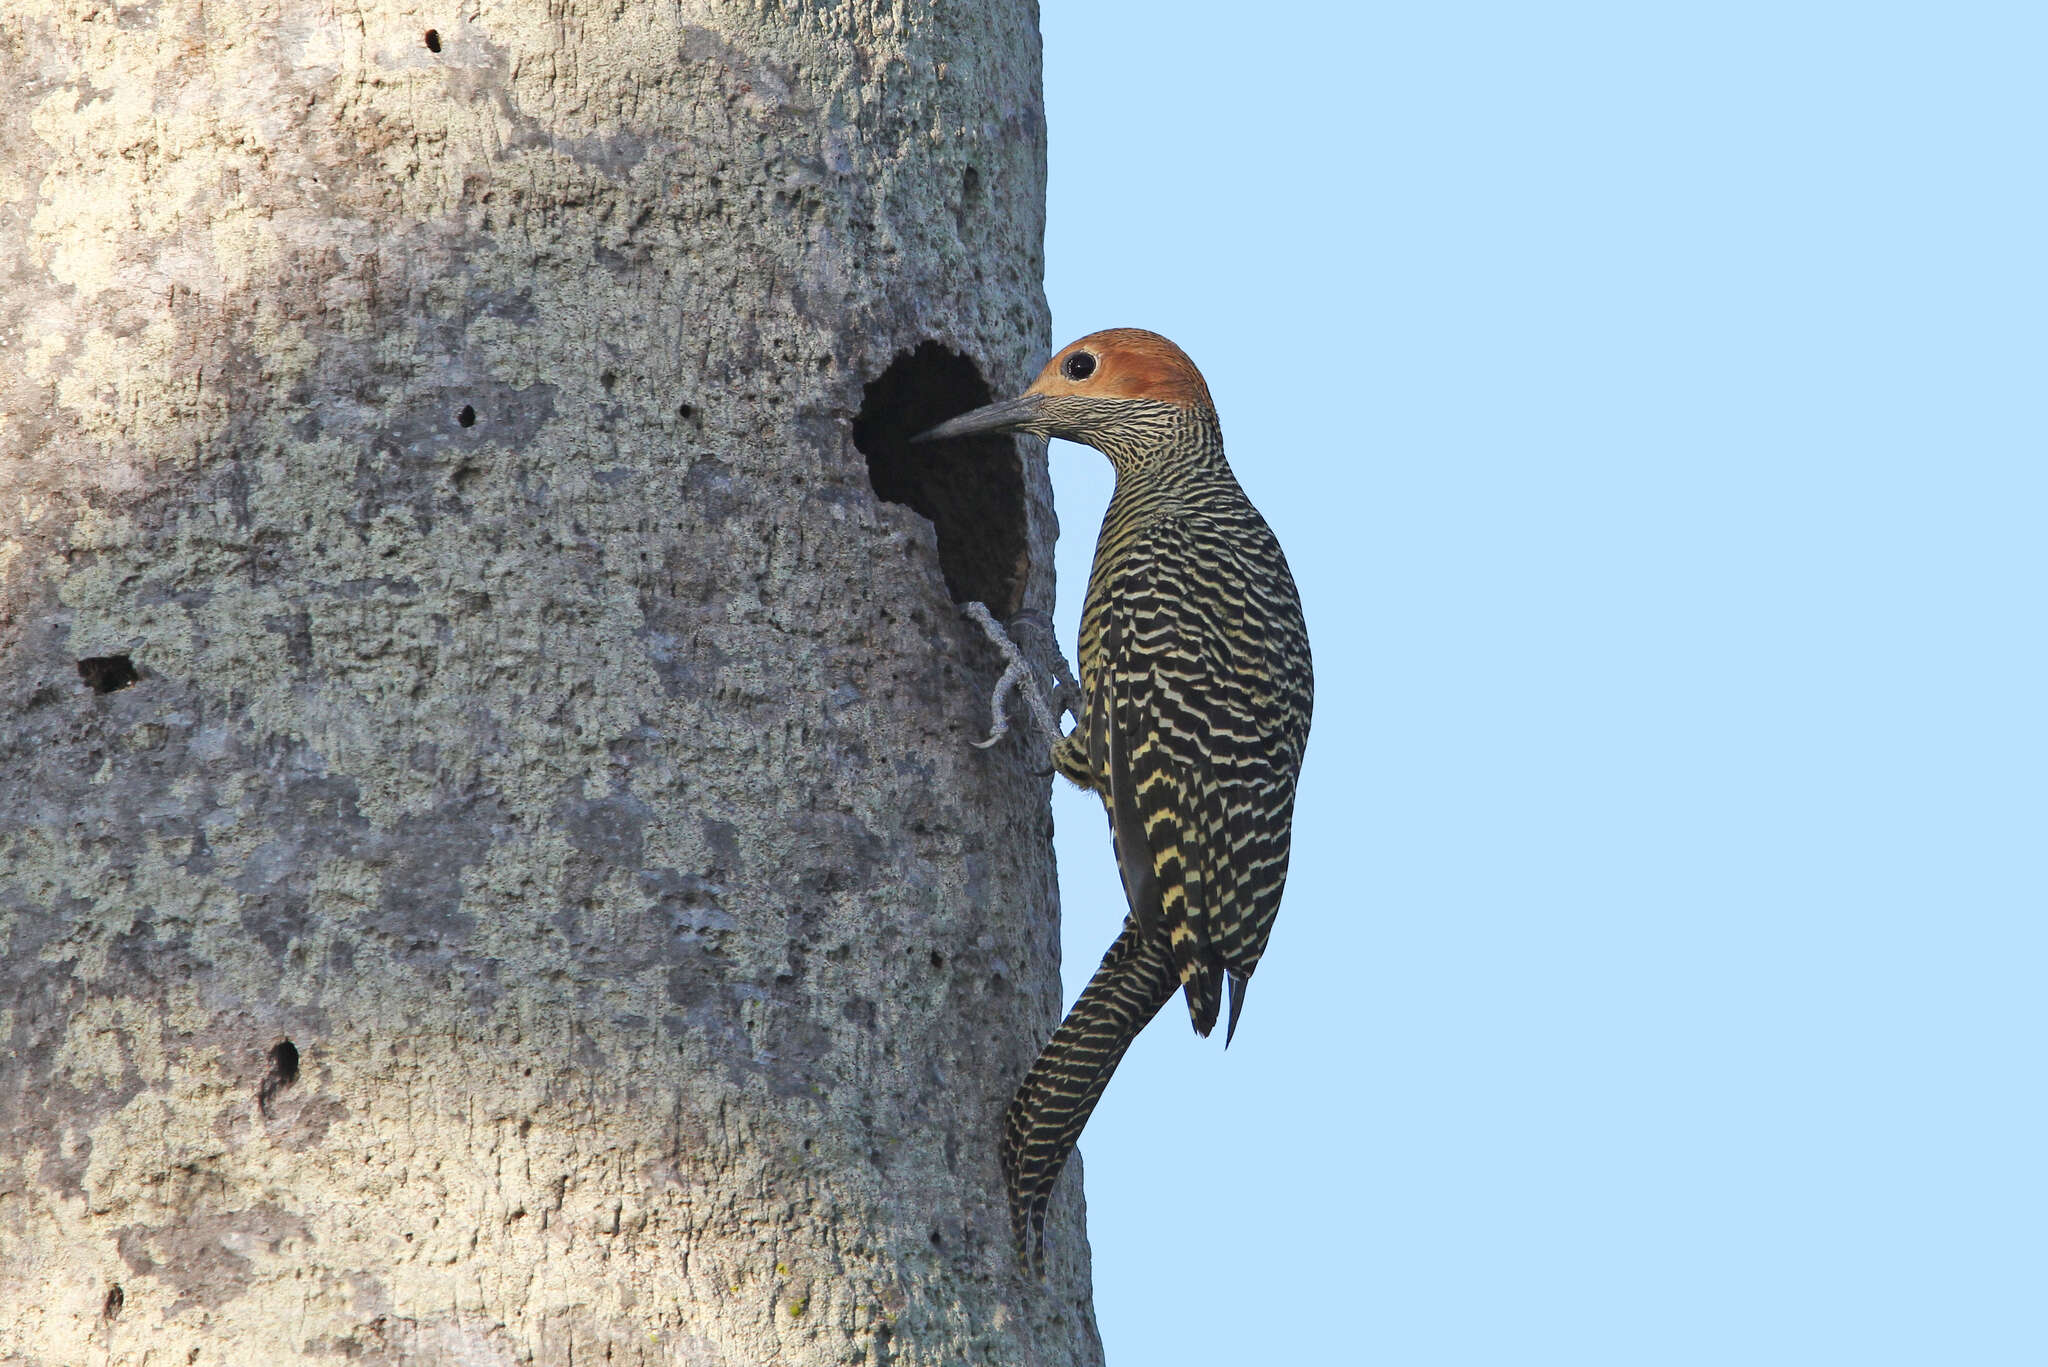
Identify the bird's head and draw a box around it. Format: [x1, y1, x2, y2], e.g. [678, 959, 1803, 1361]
[915, 329, 1215, 450]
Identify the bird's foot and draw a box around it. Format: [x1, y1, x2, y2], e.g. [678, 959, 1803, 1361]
[961, 603, 1078, 754]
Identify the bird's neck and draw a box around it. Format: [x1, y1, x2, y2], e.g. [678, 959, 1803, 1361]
[1098, 406, 1233, 491]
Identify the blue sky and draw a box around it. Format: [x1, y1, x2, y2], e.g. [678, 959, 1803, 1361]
[1032, 4, 2044, 1362]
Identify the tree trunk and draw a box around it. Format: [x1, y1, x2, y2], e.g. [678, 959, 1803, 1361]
[0, 3, 1096, 1362]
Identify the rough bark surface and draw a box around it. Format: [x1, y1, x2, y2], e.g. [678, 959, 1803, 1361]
[0, 2, 1095, 1363]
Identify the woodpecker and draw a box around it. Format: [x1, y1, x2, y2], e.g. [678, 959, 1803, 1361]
[919, 329, 1314, 1269]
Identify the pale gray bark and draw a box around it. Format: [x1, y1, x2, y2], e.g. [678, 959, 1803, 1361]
[0, 2, 1099, 1363]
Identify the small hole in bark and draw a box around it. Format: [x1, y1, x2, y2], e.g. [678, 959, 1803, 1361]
[600, 369, 617, 391]
[928, 950, 944, 969]
[78, 655, 139, 694]
[853, 342, 1027, 617]
[424, 29, 441, 52]
[102, 1284, 124, 1321]
[677, 402, 696, 420]
[457, 404, 477, 427]
[258, 1039, 300, 1116]
[928, 1228, 943, 1248]
[962, 165, 982, 203]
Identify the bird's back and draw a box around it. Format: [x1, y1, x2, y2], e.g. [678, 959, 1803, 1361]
[1071, 422, 1312, 1035]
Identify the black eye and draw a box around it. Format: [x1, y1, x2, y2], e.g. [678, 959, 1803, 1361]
[1061, 351, 1097, 382]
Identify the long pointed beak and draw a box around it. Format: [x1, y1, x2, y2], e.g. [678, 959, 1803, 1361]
[911, 392, 1047, 442]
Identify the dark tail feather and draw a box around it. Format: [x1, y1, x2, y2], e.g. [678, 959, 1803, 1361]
[1225, 971, 1249, 1046]
[1183, 963, 1222, 1037]
[1001, 920, 1178, 1273]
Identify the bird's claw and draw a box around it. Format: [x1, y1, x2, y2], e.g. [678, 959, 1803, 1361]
[961, 602, 1074, 754]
